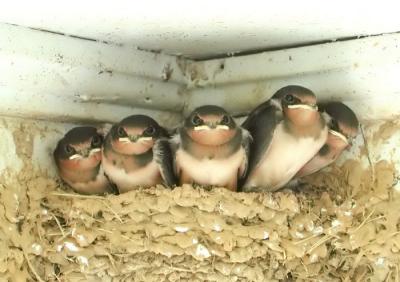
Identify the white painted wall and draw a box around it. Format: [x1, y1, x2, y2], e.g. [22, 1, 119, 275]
[0, 117, 77, 180]
[0, 24, 184, 127]
[1, 23, 400, 124]
[1, 1, 400, 59]
[186, 33, 400, 121]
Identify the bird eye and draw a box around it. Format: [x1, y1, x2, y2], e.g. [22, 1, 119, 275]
[117, 126, 127, 137]
[192, 114, 202, 126]
[91, 135, 102, 147]
[144, 126, 156, 136]
[284, 94, 295, 104]
[64, 144, 75, 155]
[330, 119, 340, 131]
[221, 115, 230, 125]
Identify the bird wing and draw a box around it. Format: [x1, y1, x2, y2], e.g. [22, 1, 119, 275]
[153, 138, 178, 188]
[238, 128, 252, 179]
[239, 99, 282, 189]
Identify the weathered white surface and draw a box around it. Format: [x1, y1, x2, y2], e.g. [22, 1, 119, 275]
[1, 23, 400, 123]
[0, 128, 23, 174]
[1, 1, 400, 59]
[186, 33, 400, 121]
[0, 117, 77, 179]
[336, 120, 400, 191]
[0, 24, 184, 126]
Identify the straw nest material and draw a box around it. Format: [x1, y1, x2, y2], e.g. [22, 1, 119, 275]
[0, 160, 399, 281]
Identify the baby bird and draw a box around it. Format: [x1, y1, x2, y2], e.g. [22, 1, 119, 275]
[295, 102, 359, 178]
[240, 85, 328, 192]
[54, 126, 111, 195]
[171, 105, 250, 191]
[102, 115, 176, 193]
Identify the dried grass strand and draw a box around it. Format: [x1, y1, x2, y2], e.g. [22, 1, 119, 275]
[23, 250, 45, 282]
[351, 208, 375, 234]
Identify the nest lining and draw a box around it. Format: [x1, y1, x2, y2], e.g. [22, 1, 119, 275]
[0, 159, 399, 281]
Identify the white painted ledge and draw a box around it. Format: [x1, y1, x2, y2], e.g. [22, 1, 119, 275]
[0, 23, 186, 126]
[185, 33, 400, 121]
[186, 33, 400, 87]
[0, 23, 399, 124]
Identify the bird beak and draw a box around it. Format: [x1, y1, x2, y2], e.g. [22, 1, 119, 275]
[118, 137, 131, 143]
[194, 125, 211, 131]
[69, 154, 83, 160]
[119, 136, 153, 143]
[89, 148, 101, 155]
[194, 123, 229, 131]
[287, 104, 318, 111]
[329, 129, 349, 144]
[137, 137, 153, 142]
[216, 125, 230, 130]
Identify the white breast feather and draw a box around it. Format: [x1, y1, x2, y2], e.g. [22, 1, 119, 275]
[176, 147, 245, 187]
[102, 155, 161, 193]
[246, 123, 328, 190]
[69, 165, 109, 194]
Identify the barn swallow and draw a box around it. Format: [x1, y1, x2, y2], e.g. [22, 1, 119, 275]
[295, 102, 359, 178]
[54, 126, 111, 195]
[102, 115, 176, 193]
[240, 85, 328, 192]
[171, 105, 250, 191]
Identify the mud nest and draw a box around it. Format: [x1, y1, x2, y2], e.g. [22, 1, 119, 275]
[0, 160, 399, 281]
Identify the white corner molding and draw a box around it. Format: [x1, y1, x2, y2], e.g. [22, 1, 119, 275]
[1, 22, 400, 124]
[0, 23, 187, 126]
[184, 33, 400, 121]
[2, 1, 400, 60]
